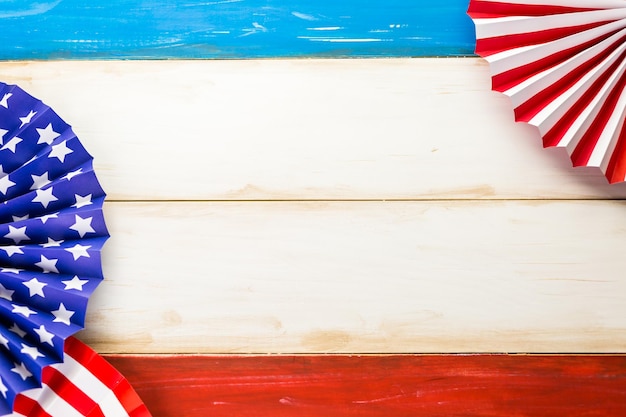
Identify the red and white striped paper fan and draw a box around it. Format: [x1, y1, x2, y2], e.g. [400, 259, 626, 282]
[8, 337, 150, 417]
[468, 0, 626, 183]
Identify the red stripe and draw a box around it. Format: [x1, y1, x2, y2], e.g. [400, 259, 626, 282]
[570, 69, 626, 167]
[63, 337, 96, 368]
[42, 366, 105, 417]
[112, 379, 154, 417]
[13, 395, 53, 417]
[128, 404, 152, 417]
[468, 1, 600, 18]
[476, 21, 613, 56]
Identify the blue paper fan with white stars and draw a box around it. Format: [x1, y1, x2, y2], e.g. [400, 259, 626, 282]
[0, 82, 108, 414]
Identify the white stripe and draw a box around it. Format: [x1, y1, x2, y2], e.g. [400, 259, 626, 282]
[476, 9, 626, 39]
[52, 354, 129, 417]
[20, 384, 84, 417]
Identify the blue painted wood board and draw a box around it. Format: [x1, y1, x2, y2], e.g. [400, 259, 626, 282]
[0, 0, 476, 59]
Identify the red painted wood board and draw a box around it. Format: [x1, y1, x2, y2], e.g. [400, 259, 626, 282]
[104, 354, 626, 417]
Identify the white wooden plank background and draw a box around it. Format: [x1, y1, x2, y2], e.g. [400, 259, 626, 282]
[85, 201, 626, 353]
[5, 59, 626, 201]
[3, 59, 625, 353]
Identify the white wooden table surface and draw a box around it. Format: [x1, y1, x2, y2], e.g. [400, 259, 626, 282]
[3, 58, 625, 354]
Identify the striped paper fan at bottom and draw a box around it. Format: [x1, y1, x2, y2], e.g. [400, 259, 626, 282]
[6, 337, 150, 417]
[468, 0, 626, 183]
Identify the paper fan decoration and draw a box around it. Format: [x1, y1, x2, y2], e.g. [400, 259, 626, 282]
[12, 336, 151, 417]
[0, 82, 108, 414]
[468, 0, 626, 183]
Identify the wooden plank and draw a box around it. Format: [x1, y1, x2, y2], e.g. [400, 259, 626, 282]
[0, 1, 475, 59]
[3, 59, 626, 201]
[103, 354, 626, 417]
[80, 200, 626, 353]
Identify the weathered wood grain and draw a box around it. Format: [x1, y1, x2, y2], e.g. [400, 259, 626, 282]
[4, 60, 625, 355]
[0, 1, 475, 59]
[104, 354, 626, 417]
[2, 59, 626, 201]
[79, 200, 626, 354]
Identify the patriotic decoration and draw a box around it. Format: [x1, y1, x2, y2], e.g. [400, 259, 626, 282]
[11, 336, 151, 417]
[0, 82, 108, 414]
[468, 0, 626, 183]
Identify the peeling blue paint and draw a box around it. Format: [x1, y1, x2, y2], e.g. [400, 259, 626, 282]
[0, 0, 476, 59]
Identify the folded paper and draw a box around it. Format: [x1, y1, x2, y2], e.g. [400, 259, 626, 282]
[0, 83, 108, 413]
[10, 337, 151, 417]
[468, 0, 626, 183]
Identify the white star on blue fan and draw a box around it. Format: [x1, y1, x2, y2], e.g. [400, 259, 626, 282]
[40, 237, 63, 248]
[23, 278, 46, 297]
[34, 325, 54, 346]
[39, 212, 59, 224]
[12, 304, 36, 318]
[62, 168, 82, 181]
[70, 215, 95, 237]
[65, 244, 91, 260]
[18, 110, 36, 128]
[0, 136, 21, 153]
[9, 324, 26, 338]
[0, 284, 14, 301]
[0, 93, 12, 109]
[0, 175, 15, 194]
[11, 362, 32, 381]
[48, 140, 73, 162]
[52, 303, 75, 325]
[0, 377, 7, 399]
[4, 225, 29, 244]
[32, 187, 58, 208]
[73, 194, 93, 209]
[20, 343, 44, 360]
[0, 245, 23, 257]
[35, 255, 58, 273]
[30, 172, 51, 190]
[62, 276, 88, 291]
[39, 237, 63, 248]
[36, 123, 60, 145]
